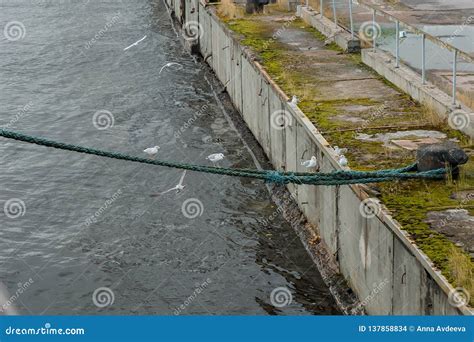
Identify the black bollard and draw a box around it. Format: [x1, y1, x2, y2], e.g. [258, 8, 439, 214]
[416, 142, 469, 179]
[246, 0, 269, 13]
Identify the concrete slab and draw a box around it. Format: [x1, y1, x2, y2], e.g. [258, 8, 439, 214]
[317, 155, 338, 255]
[338, 185, 393, 315]
[392, 237, 424, 315]
[199, 3, 212, 59]
[285, 112, 298, 194]
[268, 89, 287, 171]
[257, 78, 271, 156]
[296, 123, 319, 225]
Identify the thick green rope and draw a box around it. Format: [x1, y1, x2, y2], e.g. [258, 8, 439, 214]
[0, 129, 446, 185]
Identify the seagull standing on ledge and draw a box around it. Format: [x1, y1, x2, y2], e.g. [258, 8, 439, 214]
[338, 155, 348, 167]
[289, 95, 299, 107]
[144, 145, 160, 158]
[334, 146, 348, 156]
[151, 171, 187, 197]
[301, 156, 318, 168]
[207, 153, 224, 163]
[124, 35, 147, 51]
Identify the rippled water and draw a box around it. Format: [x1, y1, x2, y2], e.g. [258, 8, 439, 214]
[0, 0, 339, 315]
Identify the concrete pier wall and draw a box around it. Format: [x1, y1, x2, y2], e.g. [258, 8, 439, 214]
[168, 0, 471, 315]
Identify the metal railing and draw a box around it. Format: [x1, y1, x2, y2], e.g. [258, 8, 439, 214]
[306, 0, 474, 108]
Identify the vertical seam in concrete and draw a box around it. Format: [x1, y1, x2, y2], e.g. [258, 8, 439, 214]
[335, 185, 340, 262]
[391, 234, 395, 314]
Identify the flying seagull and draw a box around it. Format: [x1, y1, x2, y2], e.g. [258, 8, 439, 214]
[150, 171, 187, 197]
[159, 62, 183, 74]
[124, 35, 147, 51]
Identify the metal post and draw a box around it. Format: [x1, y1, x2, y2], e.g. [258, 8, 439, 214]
[452, 50, 457, 105]
[349, 0, 354, 40]
[320, 0, 324, 16]
[372, 9, 376, 52]
[421, 33, 426, 84]
[332, 0, 337, 25]
[395, 20, 400, 68]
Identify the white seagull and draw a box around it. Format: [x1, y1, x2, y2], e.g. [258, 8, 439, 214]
[206, 153, 224, 163]
[338, 155, 348, 167]
[301, 156, 318, 168]
[151, 171, 187, 197]
[334, 146, 348, 156]
[124, 35, 147, 51]
[143, 145, 160, 158]
[289, 95, 299, 107]
[159, 62, 183, 74]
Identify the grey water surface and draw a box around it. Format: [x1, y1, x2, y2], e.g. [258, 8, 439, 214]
[0, 0, 339, 315]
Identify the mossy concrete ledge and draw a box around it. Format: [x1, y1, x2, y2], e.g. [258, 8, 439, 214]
[297, 5, 473, 139]
[298, 5, 360, 53]
[362, 48, 474, 139]
[166, 0, 472, 315]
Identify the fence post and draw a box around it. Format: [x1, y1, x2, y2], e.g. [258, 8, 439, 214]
[395, 20, 400, 68]
[421, 33, 426, 84]
[349, 0, 354, 40]
[452, 49, 457, 105]
[320, 0, 324, 16]
[332, 0, 337, 25]
[372, 9, 376, 52]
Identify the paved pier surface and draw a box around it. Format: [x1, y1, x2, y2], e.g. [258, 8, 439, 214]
[373, 0, 474, 27]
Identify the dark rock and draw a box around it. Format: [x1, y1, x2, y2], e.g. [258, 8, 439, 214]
[417, 142, 469, 178]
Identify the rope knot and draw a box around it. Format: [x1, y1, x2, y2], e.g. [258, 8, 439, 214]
[265, 171, 288, 184]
